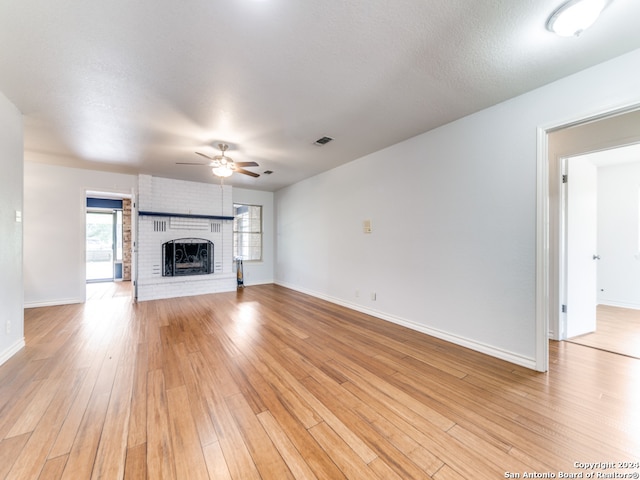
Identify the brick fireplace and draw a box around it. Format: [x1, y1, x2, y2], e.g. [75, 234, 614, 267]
[135, 175, 236, 301]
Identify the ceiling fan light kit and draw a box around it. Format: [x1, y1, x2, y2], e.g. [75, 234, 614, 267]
[547, 0, 609, 37]
[179, 143, 260, 179]
[212, 165, 233, 177]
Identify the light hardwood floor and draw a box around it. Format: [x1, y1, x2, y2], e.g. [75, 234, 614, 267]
[1, 285, 639, 479]
[85, 281, 132, 301]
[568, 305, 640, 359]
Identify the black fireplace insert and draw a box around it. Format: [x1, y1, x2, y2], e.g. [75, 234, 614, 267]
[162, 238, 214, 276]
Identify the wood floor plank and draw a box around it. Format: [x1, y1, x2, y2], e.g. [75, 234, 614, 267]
[224, 344, 321, 430]
[0, 432, 30, 479]
[159, 326, 185, 391]
[145, 302, 165, 373]
[123, 443, 146, 480]
[0, 357, 47, 414]
[339, 375, 504, 480]
[367, 457, 406, 480]
[256, 410, 319, 480]
[327, 355, 456, 432]
[186, 352, 262, 480]
[447, 424, 542, 475]
[55, 318, 128, 478]
[38, 455, 68, 480]
[294, 377, 379, 465]
[202, 441, 233, 480]
[302, 374, 433, 480]
[91, 336, 137, 480]
[173, 341, 219, 447]
[5, 368, 86, 480]
[217, 351, 346, 479]
[146, 369, 176, 480]
[225, 392, 295, 480]
[0, 378, 45, 440]
[166, 385, 209, 480]
[2, 283, 638, 479]
[309, 421, 382, 480]
[58, 390, 111, 480]
[242, 342, 377, 464]
[48, 362, 103, 458]
[433, 464, 467, 480]
[126, 341, 148, 448]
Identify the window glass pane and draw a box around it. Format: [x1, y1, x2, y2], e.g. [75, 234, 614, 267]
[233, 204, 262, 261]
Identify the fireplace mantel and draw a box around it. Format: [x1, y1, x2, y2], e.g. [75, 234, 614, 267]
[138, 210, 234, 221]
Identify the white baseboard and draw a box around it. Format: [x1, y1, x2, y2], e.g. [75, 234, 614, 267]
[242, 279, 275, 287]
[599, 300, 640, 310]
[275, 281, 537, 370]
[24, 298, 84, 309]
[0, 338, 26, 367]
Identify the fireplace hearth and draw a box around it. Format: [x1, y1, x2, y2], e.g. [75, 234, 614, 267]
[162, 238, 214, 277]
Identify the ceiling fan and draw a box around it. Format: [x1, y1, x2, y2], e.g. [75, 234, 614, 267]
[177, 143, 260, 178]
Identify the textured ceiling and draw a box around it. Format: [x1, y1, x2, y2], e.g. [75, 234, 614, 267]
[2, 0, 640, 191]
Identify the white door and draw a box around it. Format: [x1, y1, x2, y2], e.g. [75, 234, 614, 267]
[565, 158, 598, 338]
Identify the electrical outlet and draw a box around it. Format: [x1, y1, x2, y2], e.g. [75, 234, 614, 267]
[6, 321, 10, 334]
[355, 289, 359, 298]
[371, 292, 376, 301]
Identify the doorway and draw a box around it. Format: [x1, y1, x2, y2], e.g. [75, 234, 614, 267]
[86, 209, 122, 282]
[539, 107, 640, 369]
[85, 195, 130, 284]
[561, 145, 640, 345]
[84, 192, 134, 303]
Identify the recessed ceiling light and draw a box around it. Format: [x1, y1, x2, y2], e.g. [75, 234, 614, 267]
[546, 0, 609, 37]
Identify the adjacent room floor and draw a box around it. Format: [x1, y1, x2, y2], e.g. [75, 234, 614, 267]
[86, 281, 132, 301]
[567, 305, 640, 359]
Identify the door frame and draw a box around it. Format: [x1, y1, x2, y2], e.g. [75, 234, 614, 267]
[84, 189, 135, 302]
[536, 102, 640, 372]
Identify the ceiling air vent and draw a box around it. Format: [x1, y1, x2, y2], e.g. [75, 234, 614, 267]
[314, 136, 333, 146]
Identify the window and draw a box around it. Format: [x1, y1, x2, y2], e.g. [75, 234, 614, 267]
[233, 204, 262, 261]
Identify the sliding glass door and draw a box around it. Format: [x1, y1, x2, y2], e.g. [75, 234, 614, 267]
[86, 211, 117, 282]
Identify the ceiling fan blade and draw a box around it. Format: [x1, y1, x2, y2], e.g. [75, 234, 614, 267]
[195, 151, 214, 160]
[235, 168, 260, 178]
[234, 161, 259, 168]
[176, 162, 208, 165]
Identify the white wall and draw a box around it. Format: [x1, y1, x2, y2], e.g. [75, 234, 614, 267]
[275, 48, 640, 369]
[597, 161, 640, 308]
[23, 161, 136, 307]
[233, 188, 275, 286]
[0, 91, 24, 365]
